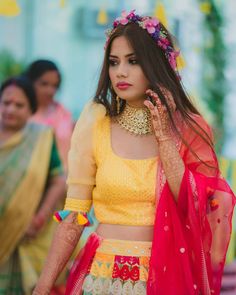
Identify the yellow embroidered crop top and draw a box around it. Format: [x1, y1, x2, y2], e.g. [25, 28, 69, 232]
[66, 101, 157, 226]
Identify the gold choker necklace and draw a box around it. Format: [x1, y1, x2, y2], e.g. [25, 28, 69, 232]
[116, 104, 153, 135]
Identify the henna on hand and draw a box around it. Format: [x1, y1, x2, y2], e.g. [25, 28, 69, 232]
[33, 212, 82, 294]
[144, 88, 184, 200]
[144, 88, 175, 142]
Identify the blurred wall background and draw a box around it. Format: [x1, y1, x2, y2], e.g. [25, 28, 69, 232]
[0, 0, 235, 154]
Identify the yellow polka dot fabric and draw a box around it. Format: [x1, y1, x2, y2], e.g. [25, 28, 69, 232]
[92, 117, 157, 225]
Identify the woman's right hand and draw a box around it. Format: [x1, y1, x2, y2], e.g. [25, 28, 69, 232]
[24, 213, 46, 239]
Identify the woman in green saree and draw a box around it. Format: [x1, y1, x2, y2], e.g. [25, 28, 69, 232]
[0, 76, 66, 294]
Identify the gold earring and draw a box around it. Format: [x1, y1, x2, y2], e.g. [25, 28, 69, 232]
[116, 96, 120, 114]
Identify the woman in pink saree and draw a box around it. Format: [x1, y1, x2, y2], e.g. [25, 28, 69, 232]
[33, 11, 235, 295]
[26, 59, 73, 170]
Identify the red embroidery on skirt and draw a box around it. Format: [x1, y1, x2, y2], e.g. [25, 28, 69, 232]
[112, 255, 140, 281]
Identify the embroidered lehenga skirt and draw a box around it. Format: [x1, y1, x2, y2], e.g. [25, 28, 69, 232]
[65, 233, 151, 295]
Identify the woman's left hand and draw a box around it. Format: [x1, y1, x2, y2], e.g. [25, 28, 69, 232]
[144, 88, 176, 143]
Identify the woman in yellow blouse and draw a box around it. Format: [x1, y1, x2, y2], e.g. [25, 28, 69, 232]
[34, 11, 235, 295]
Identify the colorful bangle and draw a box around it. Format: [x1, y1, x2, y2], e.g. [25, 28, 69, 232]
[77, 212, 92, 226]
[53, 210, 71, 222]
[53, 210, 92, 226]
[53, 198, 93, 225]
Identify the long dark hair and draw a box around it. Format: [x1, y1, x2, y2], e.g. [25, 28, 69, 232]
[94, 22, 215, 164]
[25, 59, 61, 88]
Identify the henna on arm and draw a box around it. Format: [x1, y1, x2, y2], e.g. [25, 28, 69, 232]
[144, 88, 185, 200]
[33, 212, 83, 294]
[158, 138, 185, 200]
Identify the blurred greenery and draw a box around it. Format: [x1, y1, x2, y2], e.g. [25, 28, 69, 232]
[197, 0, 226, 152]
[0, 49, 25, 84]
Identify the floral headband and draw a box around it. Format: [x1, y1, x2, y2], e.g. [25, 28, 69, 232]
[105, 10, 180, 75]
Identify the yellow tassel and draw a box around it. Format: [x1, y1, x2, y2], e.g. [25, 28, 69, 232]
[0, 0, 21, 16]
[154, 2, 168, 28]
[77, 213, 88, 225]
[199, 2, 212, 15]
[97, 8, 108, 25]
[53, 215, 60, 223]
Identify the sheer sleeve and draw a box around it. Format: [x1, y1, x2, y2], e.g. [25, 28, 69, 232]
[180, 114, 218, 176]
[66, 101, 106, 201]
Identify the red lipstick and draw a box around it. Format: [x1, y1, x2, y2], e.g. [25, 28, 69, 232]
[116, 81, 132, 90]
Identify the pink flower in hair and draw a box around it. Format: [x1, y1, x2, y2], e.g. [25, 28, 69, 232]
[120, 18, 129, 25]
[121, 10, 128, 18]
[161, 37, 170, 46]
[143, 17, 159, 34]
[106, 10, 181, 77]
[113, 10, 130, 26]
[158, 37, 170, 50]
[126, 9, 136, 19]
[113, 17, 128, 26]
[169, 51, 179, 70]
[158, 40, 167, 50]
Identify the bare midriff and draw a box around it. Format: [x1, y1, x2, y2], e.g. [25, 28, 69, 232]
[96, 224, 154, 242]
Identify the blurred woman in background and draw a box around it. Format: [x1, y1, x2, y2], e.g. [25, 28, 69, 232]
[0, 76, 65, 294]
[25, 59, 74, 171]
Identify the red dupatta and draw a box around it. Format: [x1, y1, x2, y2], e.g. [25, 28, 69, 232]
[147, 114, 236, 295]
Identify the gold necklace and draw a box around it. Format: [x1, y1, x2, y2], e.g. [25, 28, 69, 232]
[116, 103, 153, 135]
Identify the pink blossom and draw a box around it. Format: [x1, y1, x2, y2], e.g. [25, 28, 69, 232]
[158, 40, 167, 50]
[115, 10, 136, 26]
[120, 18, 129, 25]
[169, 51, 177, 70]
[113, 20, 119, 27]
[161, 38, 170, 46]
[121, 10, 128, 18]
[127, 9, 136, 19]
[143, 17, 159, 34]
[114, 12, 129, 26]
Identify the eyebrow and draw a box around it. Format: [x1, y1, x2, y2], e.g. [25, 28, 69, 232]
[109, 53, 135, 58]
